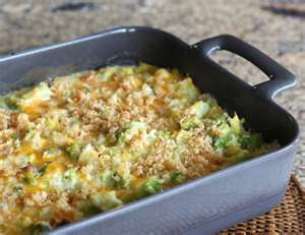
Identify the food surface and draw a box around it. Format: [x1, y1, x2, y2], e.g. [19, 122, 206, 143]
[0, 64, 277, 234]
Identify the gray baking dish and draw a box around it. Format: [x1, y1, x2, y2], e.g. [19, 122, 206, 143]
[0, 26, 299, 235]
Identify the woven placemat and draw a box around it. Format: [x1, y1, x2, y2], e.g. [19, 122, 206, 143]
[220, 175, 305, 234]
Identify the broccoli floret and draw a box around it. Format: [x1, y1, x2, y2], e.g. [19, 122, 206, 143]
[100, 170, 125, 189]
[91, 191, 123, 211]
[180, 101, 210, 130]
[22, 172, 36, 185]
[43, 148, 62, 162]
[0, 97, 9, 110]
[18, 82, 52, 110]
[117, 121, 147, 144]
[229, 114, 242, 134]
[139, 178, 162, 197]
[100, 170, 115, 187]
[79, 201, 101, 217]
[11, 133, 19, 140]
[62, 168, 79, 191]
[98, 67, 120, 81]
[189, 101, 210, 119]
[78, 144, 98, 163]
[176, 78, 200, 103]
[214, 133, 239, 151]
[38, 165, 47, 176]
[25, 222, 51, 235]
[0, 94, 20, 110]
[66, 142, 83, 161]
[240, 133, 262, 149]
[24, 130, 46, 151]
[169, 171, 186, 184]
[180, 116, 201, 130]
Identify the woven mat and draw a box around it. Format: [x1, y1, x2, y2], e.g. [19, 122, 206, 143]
[220, 176, 305, 234]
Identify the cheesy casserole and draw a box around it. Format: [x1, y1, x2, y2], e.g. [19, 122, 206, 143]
[0, 64, 277, 234]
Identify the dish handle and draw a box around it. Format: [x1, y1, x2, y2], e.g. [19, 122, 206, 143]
[193, 35, 296, 100]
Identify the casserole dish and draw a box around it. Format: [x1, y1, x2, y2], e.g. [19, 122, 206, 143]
[0, 26, 299, 235]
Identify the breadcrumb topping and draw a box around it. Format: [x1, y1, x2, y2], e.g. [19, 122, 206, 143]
[0, 64, 277, 234]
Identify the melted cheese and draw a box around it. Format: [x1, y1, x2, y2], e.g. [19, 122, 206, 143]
[0, 64, 277, 235]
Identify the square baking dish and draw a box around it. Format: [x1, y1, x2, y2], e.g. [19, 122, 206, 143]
[0, 26, 299, 235]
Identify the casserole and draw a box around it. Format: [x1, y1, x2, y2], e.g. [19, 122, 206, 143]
[0, 26, 299, 235]
[0, 64, 279, 234]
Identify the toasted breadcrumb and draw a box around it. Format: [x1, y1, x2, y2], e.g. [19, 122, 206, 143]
[0, 64, 278, 235]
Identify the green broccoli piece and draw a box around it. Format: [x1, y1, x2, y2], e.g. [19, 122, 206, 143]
[180, 101, 210, 130]
[0, 97, 9, 109]
[62, 168, 79, 191]
[176, 78, 200, 103]
[0, 95, 19, 110]
[214, 133, 239, 150]
[22, 172, 36, 185]
[38, 165, 47, 176]
[19, 82, 52, 107]
[170, 171, 186, 184]
[98, 67, 119, 81]
[180, 116, 201, 130]
[229, 114, 242, 134]
[139, 178, 162, 197]
[117, 121, 147, 144]
[240, 133, 263, 149]
[91, 191, 123, 211]
[189, 101, 210, 119]
[66, 142, 83, 161]
[79, 201, 101, 217]
[24, 222, 51, 235]
[100, 170, 125, 189]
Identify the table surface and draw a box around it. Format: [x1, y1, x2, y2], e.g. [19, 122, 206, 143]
[0, 0, 304, 185]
